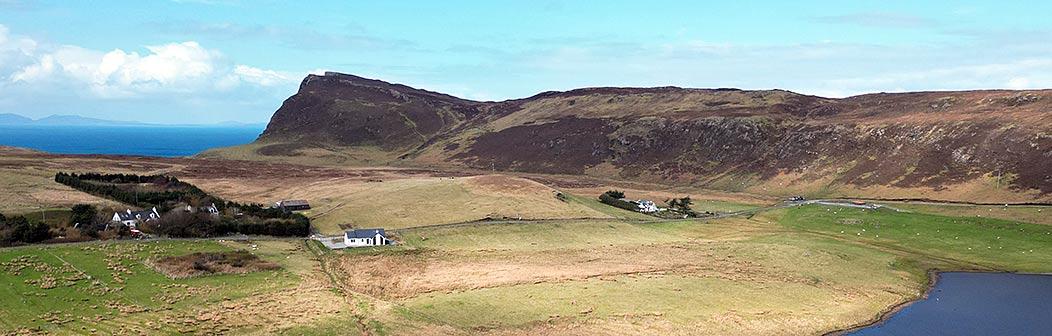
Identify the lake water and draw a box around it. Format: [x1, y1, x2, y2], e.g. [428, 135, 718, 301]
[0, 125, 264, 157]
[848, 272, 1052, 336]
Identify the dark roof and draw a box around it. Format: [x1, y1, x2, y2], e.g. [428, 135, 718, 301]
[279, 200, 310, 207]
[346, 229, 386, 238]
[116, 209, 157, 221]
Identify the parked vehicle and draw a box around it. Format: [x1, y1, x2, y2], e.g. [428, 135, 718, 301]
[129, 229, 148, 239]
[787, 196, 807, 202]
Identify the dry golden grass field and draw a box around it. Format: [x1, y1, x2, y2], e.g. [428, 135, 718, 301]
[2, 147, 1051, 335]
[195, 174, 617, 234]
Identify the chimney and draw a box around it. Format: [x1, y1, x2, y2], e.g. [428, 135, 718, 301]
[127, 209, 132, 214]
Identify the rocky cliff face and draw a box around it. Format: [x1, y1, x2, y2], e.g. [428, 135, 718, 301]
[255, 72, 1052, 198]
[260, 72, 481, 150]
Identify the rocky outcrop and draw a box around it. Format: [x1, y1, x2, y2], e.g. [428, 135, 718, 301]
[259, 72, 481, 151]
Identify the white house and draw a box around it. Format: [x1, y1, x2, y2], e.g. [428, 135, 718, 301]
[635, 200, 659, 213]
[344, 229, 389, 247]
[112, 208, 161, 227]
[184, 203, 220, 216]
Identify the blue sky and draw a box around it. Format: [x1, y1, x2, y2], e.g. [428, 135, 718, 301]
[1, 0, 1051, 124]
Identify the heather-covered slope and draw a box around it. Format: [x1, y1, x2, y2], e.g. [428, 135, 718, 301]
[227, 72, 1052, 202]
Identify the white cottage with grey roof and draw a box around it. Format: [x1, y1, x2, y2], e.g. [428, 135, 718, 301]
[112, 207, 160, 227]
[345, 229, 389, 247]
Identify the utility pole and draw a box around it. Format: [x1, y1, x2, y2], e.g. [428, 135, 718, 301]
[996, 169, 1002, 189]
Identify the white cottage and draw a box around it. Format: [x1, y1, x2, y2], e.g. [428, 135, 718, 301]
[184, 203, 220, 216]
[635, 200, 659, 213]
[344, 229, 389, 247]
[112, 208, 161, 227]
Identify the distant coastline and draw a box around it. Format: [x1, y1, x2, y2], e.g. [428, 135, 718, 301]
[0, 112, 266, 128]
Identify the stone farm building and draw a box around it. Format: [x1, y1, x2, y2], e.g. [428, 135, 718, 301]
[345, 229, 389, 247]
[275, 200, 311, 212]
[112, 208, 160, 227]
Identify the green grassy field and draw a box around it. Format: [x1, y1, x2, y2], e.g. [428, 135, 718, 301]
[887, 202, 1052, 226]
[0, 241, 300, 334]
[776, 204, 1052, 273]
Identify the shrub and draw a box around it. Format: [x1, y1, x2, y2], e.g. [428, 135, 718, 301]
[599, 190, 638, 211]
[70, 204, 96, 223]
[603, 190, 626, 199]
[0, 215, 52, 246]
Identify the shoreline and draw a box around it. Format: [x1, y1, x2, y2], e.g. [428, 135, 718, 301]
[823, 270, 940, 336]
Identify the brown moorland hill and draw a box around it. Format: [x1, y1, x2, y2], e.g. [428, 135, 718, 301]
[241, 72, 1052, 201]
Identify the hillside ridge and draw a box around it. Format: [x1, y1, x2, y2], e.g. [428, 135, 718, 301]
[242, 72, 1052, 201]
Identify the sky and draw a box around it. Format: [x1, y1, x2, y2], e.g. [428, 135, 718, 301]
[1, 0, 1051, 124]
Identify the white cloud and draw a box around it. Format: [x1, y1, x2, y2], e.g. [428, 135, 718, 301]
[234, 65, 298, 87]
[4, 28, 300, 98]
[11, 42, 222, 97]
[0, 24, 303, 123]
[0, 24, 38, 71]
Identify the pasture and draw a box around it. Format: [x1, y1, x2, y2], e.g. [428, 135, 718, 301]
[0, 240, 349, 335]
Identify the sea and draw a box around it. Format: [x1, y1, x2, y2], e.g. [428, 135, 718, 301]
[0, 125, 265, 157]
[847, 272, 1052, 336]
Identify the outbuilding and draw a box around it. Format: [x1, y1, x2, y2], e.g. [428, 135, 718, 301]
[275, 200, 311, 212]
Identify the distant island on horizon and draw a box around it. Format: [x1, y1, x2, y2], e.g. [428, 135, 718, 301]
[0, 112, 267, 128]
